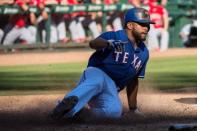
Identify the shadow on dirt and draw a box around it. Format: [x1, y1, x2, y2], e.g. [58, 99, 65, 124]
[0, 92, 196, 131]
[175, 97, 197, 105]
[0, 108, 196, 131]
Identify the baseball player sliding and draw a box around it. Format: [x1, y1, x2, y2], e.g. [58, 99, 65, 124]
[51, 7, 155, 120]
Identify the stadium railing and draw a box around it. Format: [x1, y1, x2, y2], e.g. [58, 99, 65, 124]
[0, 3, 196, 51]
[0, 4, 135, 51]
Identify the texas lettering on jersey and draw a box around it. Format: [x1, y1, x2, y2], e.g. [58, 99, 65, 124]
[114, 51, 142, 72]
[88, 30, 149, 88]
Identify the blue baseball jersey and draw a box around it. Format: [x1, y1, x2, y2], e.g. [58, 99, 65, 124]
[88, 30, 149, 91]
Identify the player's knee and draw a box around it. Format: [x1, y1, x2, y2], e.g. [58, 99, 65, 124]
[105, 105, 122, 118]
[103, 100, 123, 118]
[85, 67, 105, 85]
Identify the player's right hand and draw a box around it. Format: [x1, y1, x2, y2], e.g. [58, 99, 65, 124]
[107, 40, 128, 52]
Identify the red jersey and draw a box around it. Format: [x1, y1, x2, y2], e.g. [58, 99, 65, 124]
[55, 0, 62, 4]
[149, 4, 168, 28]
[28, 0, 45, 6]
[12, 0, 26, 28]
[15, 0, 24, 6]
[67, 0, 78, 5]
[104, 0, 113, 4]
[128, 0, 157, 6]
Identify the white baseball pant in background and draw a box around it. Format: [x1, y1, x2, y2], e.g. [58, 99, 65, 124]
[0, 29, 4, 43]
[50, 17, 67, 43]
[148, 25, 169, 51]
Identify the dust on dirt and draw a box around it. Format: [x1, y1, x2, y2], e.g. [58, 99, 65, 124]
[0, 48, 197, 131]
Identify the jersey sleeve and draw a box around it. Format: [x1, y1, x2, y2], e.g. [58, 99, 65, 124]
[98, 31, 117, 51]
[15, 0, 25, 6]
[99, 31, 116, 40]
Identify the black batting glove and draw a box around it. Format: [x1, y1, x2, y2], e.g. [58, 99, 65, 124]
[107, 40, 128, 52]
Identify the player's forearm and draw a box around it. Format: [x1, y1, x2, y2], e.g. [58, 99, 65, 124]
[36, 11, 48, 24]
[29, 12, 37, 25]
[41, 11, 48, 20]
[163, 16, 169, 30]
[89, 37, 109, 50]
[126, 77, 139, 109]
[163, 9, 169, 30]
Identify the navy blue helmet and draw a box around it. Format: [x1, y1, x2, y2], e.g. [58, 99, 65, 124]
[124, 7, 155, 25]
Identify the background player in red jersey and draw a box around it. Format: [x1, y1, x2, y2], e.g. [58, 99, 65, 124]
[2, 0, 36, 45]
[128, 0, 168, 7]
[147, 0, 169, 51]
[48, 0, 69, 44]
[28, 0, 49, 43]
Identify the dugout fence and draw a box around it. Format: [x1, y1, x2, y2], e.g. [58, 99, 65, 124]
[0, 2, 196, 50]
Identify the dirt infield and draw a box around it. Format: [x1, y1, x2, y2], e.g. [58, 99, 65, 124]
[0, 48, 197, 131]
[0, 92, 196, 131]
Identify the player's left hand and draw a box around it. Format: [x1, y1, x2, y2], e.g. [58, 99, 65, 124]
[107, 40, 128, 52]
[128, 107, 146, 118]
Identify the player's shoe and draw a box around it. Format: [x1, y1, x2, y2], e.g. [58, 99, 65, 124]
[50, 96, 78, 120]
[59, 38, 70, 44]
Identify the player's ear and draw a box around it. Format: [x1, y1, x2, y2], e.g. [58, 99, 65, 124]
[127, 22, 133, 30]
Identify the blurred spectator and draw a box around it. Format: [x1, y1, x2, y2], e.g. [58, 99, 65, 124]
[90, 0, 103, 33]
[0, 0, 14, 5]
[179, 18, 197, 47]
[160, 0, 168, 6]
[0, 0, 14, 43]
[27, 2, 37, 43]
[2, 0, 36, 45]
[77, 0, 100, 40]
[104, 0, 123, 31]
[128, 0, 168, 7]
[47, 0, 69, 44]
[147, 0, 169, 51]
[30, 0, 49, 43]
[0, 29, 3, 43]
[67, 0, 86, 43]
[143, 0, 167, 6]
[127, 0, 141, 7]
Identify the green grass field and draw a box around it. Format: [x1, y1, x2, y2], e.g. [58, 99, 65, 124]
[145, 56, 197, 90]
[0, 56, 196, 95]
